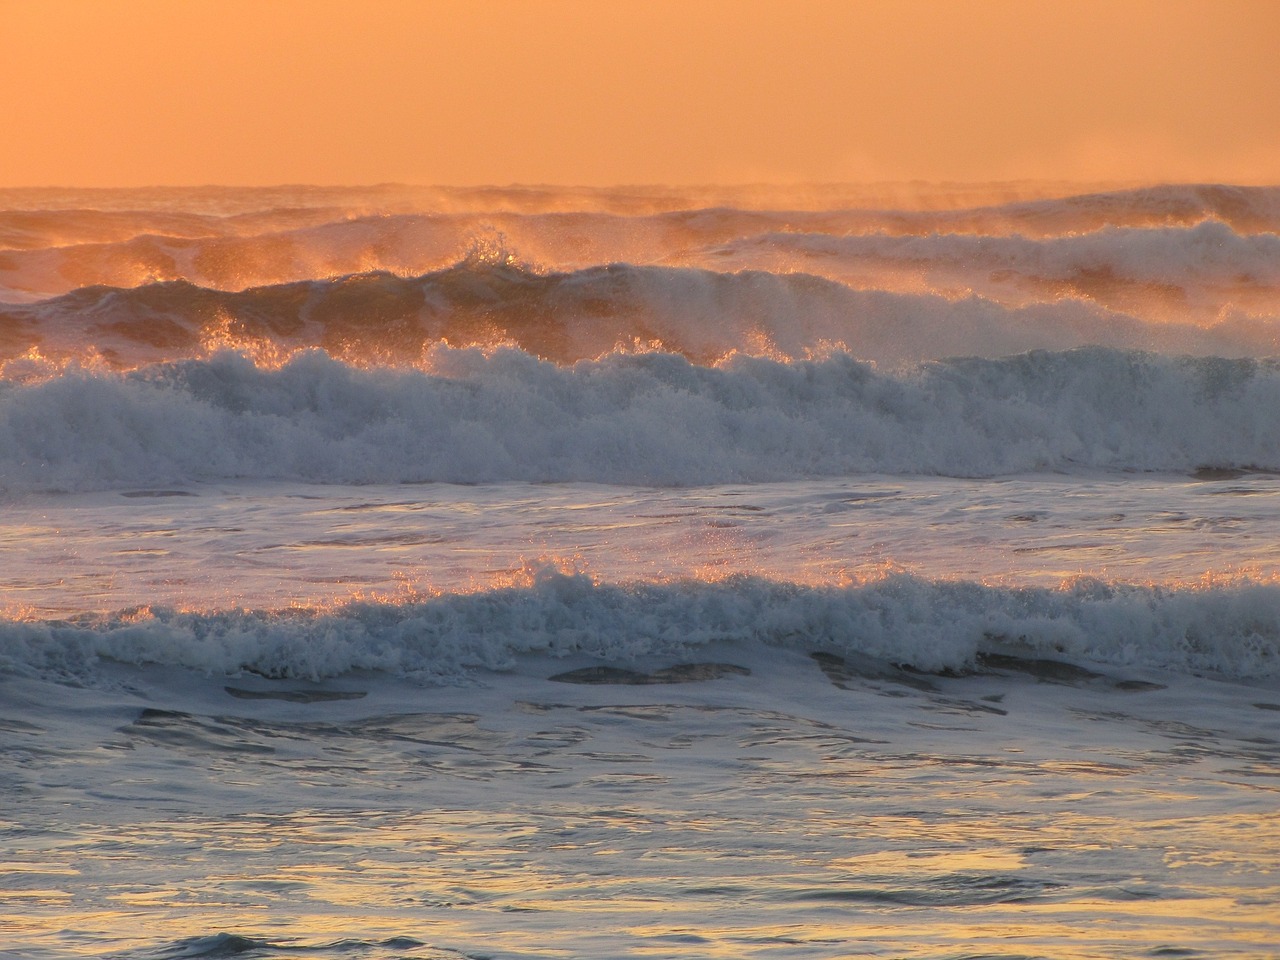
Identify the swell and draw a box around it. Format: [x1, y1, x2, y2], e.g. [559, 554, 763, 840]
[4, 567, 1276, 683]
[710, 220, 1280, 325]
[5, 182, 1278, 236]
[3, 260, 1278, 370]
[4, 184, 1279, 302]
[0, 180, 1195, 219]
[2, 347, 1278, 492]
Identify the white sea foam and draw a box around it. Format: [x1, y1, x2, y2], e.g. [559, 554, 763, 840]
[1, 347, 1278, 492]
[4, 567, 1276, 684]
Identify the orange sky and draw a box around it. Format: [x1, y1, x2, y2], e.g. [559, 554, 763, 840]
[5, 0, 1278, 187]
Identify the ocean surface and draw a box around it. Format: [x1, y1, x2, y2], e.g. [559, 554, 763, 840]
[2, 182, 1278, 960]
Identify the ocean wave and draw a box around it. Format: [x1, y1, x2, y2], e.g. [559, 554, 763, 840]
[1, 346, 1278, 492]
[4, 567, 1276, 683]
[3, 259, 1278, 370]
[708, 220, 1280, 323]
[4, 182, 1277, 240]
[5, 183, 1279, 300]
[0, 208, 229, 252]
[914, 182, 1280, 236]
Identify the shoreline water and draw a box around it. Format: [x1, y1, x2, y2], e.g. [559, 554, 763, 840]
[5, 643, 1278, 960]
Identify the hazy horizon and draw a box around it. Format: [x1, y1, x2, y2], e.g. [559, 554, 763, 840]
[7, 0, 1278, 188]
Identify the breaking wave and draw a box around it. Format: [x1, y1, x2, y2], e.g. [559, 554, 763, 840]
[2, 346, 1279, 492]
[4, 259, 1280, 370]
[5, 567, 1277, 683]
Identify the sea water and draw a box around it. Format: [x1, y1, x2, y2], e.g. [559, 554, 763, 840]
[1, 183, 1278, 959]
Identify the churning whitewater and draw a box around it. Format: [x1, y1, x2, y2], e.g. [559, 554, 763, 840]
[3, 346, 1280, 493]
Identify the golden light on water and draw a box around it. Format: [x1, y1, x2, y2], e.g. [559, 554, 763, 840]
[8, 746, 1278, 958]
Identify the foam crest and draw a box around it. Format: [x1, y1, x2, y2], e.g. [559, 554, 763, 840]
[4, 568, 1276, 683]
[715, 220, 1280, 323]
[6, 184, 1279, 301]
[5, 260, 1279, 371]
[2, 346, 1278, 493]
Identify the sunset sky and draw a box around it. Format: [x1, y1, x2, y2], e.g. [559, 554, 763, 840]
[5, 0, 1278, 187]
